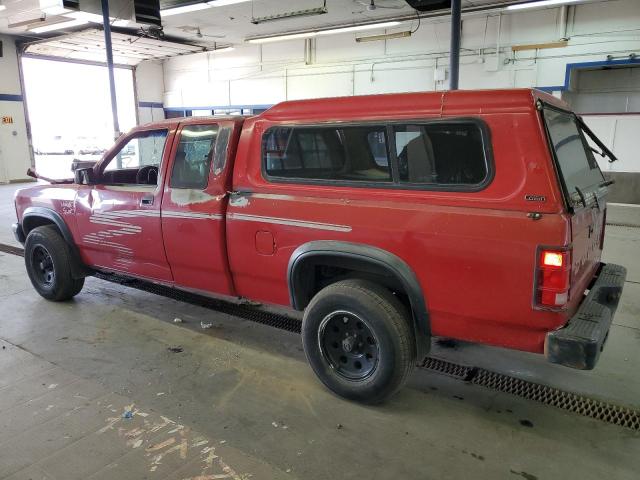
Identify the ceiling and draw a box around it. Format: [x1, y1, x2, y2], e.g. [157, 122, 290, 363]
[23, 28, 206, 65]
[158, 0, 516, 45]
[0, 0, 556, 65]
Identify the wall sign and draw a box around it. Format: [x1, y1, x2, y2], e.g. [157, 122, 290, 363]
[2, 116, 13, 124]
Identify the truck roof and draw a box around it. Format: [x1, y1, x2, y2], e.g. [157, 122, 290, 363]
[257, 88, 567, 121]
[142, 89, 567, 130]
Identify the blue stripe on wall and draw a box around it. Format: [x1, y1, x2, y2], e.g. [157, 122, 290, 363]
[138, 101, 164, 108]
[536, 57, 640, 93]
[0, 93, 23, 102]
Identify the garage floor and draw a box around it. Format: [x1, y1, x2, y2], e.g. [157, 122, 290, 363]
[1, 182, 639, 480]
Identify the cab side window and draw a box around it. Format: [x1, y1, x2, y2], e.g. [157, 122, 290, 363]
[170, 124, 219, 190]
[101, 129, 168, 186]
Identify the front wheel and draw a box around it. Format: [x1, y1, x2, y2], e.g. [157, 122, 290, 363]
[302, 279, 416, 404]
[24, 225, 85, 301]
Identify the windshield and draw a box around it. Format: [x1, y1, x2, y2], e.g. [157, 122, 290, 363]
[544, 109, 604, 200]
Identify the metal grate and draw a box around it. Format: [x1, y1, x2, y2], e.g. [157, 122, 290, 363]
[2, 242, 639, 430]
[422, 357, 640, 431]
[606, 222, 640, 229]
[0, 243, 25, 257]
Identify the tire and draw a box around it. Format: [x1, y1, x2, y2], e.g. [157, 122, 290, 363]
[24, 225, 85, 301]
[302, 279, 416, 404]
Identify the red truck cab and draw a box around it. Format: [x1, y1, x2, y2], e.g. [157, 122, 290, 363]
[13, 89, 626, 403]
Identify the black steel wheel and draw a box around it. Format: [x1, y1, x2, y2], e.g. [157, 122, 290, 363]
[24, 225, 85, 301]
[31, 245, 55, 288]
[319, 311, 379, 380]
[302, 279, 416, 404]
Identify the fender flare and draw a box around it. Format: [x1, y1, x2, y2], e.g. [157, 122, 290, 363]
[22, 206, 89, 279]
[288, 240, 430, 359]
[23, 207, 75, 245]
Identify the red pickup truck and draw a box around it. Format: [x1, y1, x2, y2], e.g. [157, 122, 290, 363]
[12, 89, 626, 403]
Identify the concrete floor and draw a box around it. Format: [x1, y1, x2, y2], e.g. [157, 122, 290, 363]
[1, 182, 639, 479]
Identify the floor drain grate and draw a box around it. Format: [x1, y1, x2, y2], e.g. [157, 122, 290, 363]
[2, 242, 639, 430]
[0, 243, 25, 257]
[422, 357, 640, 431]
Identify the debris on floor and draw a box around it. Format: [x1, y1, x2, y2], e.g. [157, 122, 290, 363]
[122, 404, 135, 419]
[173, 317, 183, 323]
[200, 321, 213, 329]
[168, 346, 184, 353]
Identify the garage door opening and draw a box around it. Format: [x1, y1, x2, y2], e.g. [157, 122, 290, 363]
[21, 57, 137, 180]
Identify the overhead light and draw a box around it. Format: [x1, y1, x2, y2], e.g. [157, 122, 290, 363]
[208, 0, 252, 6]
[507, 0, 582, 10]
[318, 21, 401, 36]
[356, 30, 412, 43]
[29, 18, 88, 33]
[0, 4, 6, 13]
[251, 6, 328, 25]
[247, 31, 316, 44]
[247, 20, 403, 44]
[212, 46, 235, 52]
[160, 2, 212, 17]
[64, 11, 130, 27]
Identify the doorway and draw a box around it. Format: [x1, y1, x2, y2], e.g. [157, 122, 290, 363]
[21, 57, 137, 180]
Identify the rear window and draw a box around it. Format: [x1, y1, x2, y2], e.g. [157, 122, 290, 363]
[263, 120, 490, 189]
[544, 109, 604, 196]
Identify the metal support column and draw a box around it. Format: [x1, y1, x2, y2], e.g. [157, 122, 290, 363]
[449, 0, 462, 91]
[101, 0, 120, 142]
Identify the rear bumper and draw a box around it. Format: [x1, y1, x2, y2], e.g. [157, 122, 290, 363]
[12, 223, 26, 244]
[545, 263, 627, 370]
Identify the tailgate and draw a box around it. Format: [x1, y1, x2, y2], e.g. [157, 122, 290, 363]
[570, 198, 606, 299]
[542, 106, 610, 305]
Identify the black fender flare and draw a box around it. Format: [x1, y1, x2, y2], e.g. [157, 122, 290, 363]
[288, 240, 430, 359]
[22, 206, 89, 279]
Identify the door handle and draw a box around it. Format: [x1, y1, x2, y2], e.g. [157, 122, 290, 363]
[140, 194, 154, 206]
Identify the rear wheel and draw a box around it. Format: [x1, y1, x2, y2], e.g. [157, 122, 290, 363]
[24, 225, 85, 301]
[302, 279, 416, 404]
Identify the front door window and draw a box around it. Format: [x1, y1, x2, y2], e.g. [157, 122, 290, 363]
[101, 130, 168, 186]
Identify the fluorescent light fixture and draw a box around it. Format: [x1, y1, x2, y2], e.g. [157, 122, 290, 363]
[0, 4, 6, 12]
[29, 18, 88, 33]
[356, 30, 412, 43]
[208, 0, 252, 6]
[64, 11, 130, 27]
[248, 31, 317, 44]
[213, 46, 235, 52]
[160, 2, 212, 17]
[247, 21, 403, 44]
[507, 0, 582, 10]
[318, 21, 400, 36]
[251, 6, 327, 24]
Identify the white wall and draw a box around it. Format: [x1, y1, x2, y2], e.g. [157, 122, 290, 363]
[135, 60, 165, 124]
[163, 0, 640, 110]
[0, 35, 33, 183]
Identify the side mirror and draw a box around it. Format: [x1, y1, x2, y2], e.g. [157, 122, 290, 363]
[74, 167, 96, 185]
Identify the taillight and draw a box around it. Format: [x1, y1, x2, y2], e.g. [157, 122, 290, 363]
[535, 247, 571, 309]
